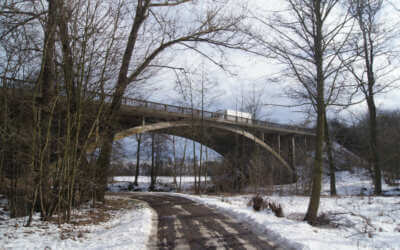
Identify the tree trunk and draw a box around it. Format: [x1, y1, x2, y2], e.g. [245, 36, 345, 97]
[324, 116, 337, 196]
[305, 106, 324, 224]
[172, 136, 177, 185]
[30, 0, 57, 223]
[304, 0, 324, 225]
[367, 95, 382, 194]
[179, 140, 187, 192]
[95, 131, 114, 202]
[192, 141, 197, 193]
[204, 148, 208, 192]
[94, 1, 150, 201]
[199, 144, 203, 193]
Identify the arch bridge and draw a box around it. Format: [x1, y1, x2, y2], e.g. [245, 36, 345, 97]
[3, 84, 314, 184]
[111, 96, 315, 182]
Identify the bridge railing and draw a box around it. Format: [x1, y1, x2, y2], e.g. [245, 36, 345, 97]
[119, 95, 314, 134]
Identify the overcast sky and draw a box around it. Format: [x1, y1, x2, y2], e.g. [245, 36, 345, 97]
[143, 0, 400, 125]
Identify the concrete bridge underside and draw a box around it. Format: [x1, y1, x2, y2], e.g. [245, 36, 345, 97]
[104, 99, 313, 184]
[113, 120, 305, 180]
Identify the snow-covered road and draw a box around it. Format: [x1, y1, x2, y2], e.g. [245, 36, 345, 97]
[131, 192, 287, 250]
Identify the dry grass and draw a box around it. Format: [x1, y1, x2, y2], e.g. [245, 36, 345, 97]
[46, 197, 141, 240]
[62, 198, 135, 226]
[1, 195, 144, 243]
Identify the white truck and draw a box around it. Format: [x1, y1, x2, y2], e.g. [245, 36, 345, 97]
[215, 109, 252, 123]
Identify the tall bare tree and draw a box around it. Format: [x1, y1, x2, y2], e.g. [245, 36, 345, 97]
[252, 0, 352, 224]
[344, 0, 400, 194]
[174, 64, 220, 193]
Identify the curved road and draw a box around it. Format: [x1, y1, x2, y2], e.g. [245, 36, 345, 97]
[129, 193, 284, 250]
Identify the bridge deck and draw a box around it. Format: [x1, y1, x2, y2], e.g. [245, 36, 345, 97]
[118, 95, 315, 136]
[2, 86, 314, 136]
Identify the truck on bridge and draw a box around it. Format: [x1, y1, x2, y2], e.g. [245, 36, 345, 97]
[215, 109, 253, 123]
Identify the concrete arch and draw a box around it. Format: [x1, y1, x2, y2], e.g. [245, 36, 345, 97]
[113, 120, 293, 173]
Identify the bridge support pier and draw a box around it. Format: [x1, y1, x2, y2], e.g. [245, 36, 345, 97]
[289, 136, 296, 182]
[276, 135, 296, 182]
[289, 136, 296, 168]
[277, 134, 281, 156]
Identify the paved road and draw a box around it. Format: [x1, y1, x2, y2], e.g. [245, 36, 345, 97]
[129, 193, 284, 250]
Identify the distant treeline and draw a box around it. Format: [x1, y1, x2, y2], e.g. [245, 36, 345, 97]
[331, 110, 400, 185]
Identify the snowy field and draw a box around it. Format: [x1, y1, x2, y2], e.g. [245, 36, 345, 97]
[0, 196, 154, 250]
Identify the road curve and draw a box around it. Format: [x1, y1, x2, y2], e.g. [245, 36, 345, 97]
[129, 193, 284, 250]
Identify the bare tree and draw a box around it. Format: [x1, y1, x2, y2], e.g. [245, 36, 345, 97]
[243, 82, 267, 121]
[1, 0, 127, 224]
[252, 0, 352, 224]
[344, 0, 400, 194]
[174, 64, 220, 193]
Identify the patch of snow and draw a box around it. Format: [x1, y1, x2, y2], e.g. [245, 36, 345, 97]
[0, 197, 154, 250]
[321, 168, 400, 196]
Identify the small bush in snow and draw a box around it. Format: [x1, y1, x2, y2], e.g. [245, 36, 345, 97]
[314, 213, 332, 226]
[248, 195, 284, 217]
[248, 194, 267, 211]
[267, 200, 284, 218]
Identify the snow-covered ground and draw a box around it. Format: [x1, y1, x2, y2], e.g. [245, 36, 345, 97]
[173, 193, 400, 249]
[322, 170, 400, 196]
[2, 171, 400, 249]
[170, 170, 400, 250]
[107, 171, 400, 249]
[0, 196, 154, 250]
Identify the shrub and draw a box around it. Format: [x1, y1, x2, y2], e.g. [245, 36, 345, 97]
[267, 200, 284, 217]
[248, 195, 285, 217]
[248, 194, 267, 211]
